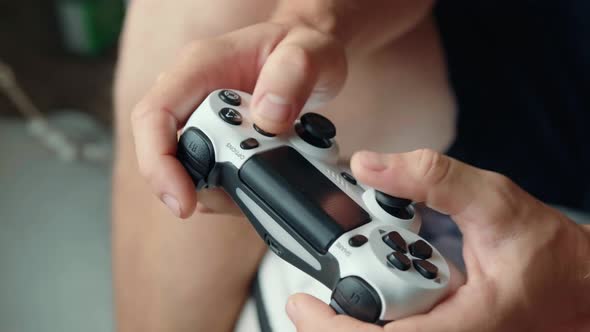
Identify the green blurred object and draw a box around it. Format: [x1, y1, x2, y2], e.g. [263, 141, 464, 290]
[56, 0, 125, 56]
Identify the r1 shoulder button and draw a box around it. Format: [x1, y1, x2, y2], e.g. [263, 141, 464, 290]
[219, 90, 241, 106]
[219, 108, 242, 125]
[348, 235, 368, 247]
[240, 138, 259, 150]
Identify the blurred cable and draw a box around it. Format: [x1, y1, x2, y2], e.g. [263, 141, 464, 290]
[0, 61, 45, 119]
[0, 59, 110, 163]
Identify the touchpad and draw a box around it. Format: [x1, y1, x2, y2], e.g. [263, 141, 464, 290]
[239, 146, 371, 254]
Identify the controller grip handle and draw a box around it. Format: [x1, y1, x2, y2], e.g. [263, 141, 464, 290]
[329, 277, 382, 323]
[177, 128, 215, 189]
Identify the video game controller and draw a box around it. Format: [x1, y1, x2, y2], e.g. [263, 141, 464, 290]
[176, 89, 451, 323]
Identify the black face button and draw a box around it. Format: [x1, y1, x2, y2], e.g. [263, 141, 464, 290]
[219, 108, 242, 125]
[253, 123, 276, 137]
[387, 252, 411, 271]
[330, 276, 382, 323]
[413, 259, 438, 280]
[295, 112, 336, 148]
[341, 172, 357, 185]
[240, 138, 259, 150]
[375, 191, 414, 220]
[218, 90, 241, 106]
[348, 235, 368, 247]
[382, 231, 407, 253]
[409, 240, 433, 260]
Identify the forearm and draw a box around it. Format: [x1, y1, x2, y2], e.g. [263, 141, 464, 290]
[273, 0, 435, 54]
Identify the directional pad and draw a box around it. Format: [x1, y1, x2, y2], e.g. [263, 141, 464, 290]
[382, 231, 407, 253]
[409, 240, 433, 260]
[381, 231, 441, 282]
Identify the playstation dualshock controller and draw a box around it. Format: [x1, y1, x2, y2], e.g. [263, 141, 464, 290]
[176, 89, 451, 323]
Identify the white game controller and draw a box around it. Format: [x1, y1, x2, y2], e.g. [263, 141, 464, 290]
[177, 89, 451, 323]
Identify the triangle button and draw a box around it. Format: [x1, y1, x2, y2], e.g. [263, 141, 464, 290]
[219, 108, 243, 125]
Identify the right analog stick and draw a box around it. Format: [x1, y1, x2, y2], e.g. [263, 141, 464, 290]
[375, 191, 414, 220]
[295, 113, 336, 148]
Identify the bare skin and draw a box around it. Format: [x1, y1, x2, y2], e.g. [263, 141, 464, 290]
[287, 150, 590, 332]
[115, 1, 590, 331]
[113, 0, 453, 331]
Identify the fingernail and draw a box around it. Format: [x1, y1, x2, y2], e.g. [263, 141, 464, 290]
[286, 297, 299, 323]
[358, 151, 387, 172]
[256, 93, 291, 123]
[161, 194, 181, 217]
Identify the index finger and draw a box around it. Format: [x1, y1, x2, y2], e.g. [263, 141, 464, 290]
[130, 24, 287, 218]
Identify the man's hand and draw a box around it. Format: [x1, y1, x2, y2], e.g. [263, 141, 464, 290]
[287, 149, 590, 332]
[129, 0, 435, 219]
[130, 21, 347, 218]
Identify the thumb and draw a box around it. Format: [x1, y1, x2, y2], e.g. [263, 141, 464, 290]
[286, 294, 380, 332]
[251, 26, 347, 134]
[351, 149, 533, 237]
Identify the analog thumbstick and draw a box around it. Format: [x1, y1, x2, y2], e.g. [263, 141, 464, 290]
[375, 191, 414, 220]
[295, 113, 336, 148]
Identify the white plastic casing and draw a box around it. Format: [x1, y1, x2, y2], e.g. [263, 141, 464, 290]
[181, 89, 451, 321]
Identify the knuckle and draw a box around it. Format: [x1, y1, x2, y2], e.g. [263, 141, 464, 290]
[259, 21, 290, 35]
[485, 171, 515, 190]
[130, 100, 150, 125]
[482, 171, 526, 221]
[136, 161, 153, 181]
[416, 148, 452, 186]
[180, 40, 206, 59]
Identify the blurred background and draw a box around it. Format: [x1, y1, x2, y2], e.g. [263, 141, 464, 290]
[0, 1, 126, 331]
[1, 2, 589, 332]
